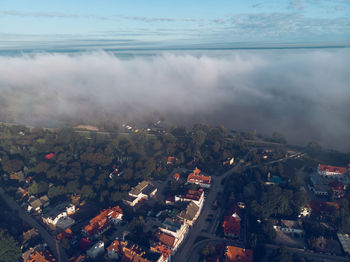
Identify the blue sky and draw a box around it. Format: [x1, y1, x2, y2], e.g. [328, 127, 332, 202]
[0, 0, 349, 49]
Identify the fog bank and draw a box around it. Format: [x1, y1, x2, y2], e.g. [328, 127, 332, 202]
[0, 49, 349, 151]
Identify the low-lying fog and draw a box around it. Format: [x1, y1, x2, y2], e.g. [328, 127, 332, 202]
[0, 48, 349, 151]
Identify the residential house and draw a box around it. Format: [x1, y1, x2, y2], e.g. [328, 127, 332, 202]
[123, 181, 157, 206]
[27, 195, 50, 213]
[175, 188, 205, 209]
[167, 157, 177, 165]
[329, 181, 345, 198]
[160, 218, 188, 246]
[318, 164, 347, 179]
[337, 233, 350, 255]
[106, 240, 164, 262]
[273, 220, 304, 238]
[224, 246, 253, 262]
[187, 168, 211, 188]
[309, 174, 329, 197]
[82, 205, 123, 239]
[150, 242, 171, 262]
[222, 213, 241, 239]
[172, 173, 180, 181]
[42, 202, 76, 229]
[310, 201, 339, 217]
[177, 201, 201, 226]
[23, 245, 56, 262]
[86, 241, 104, 259]
[298, 205, 311, 218]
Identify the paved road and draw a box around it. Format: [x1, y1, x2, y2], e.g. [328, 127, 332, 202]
[264, 244, 350, 262]
[173, 151, 306, 262]
[173, 153, 249, 262]
[0, 187, 68, 262]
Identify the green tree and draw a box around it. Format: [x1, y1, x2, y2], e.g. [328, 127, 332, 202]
[269, 246, 292, 262]
[2, 159, 24, 173]
[80, 185, 96, 199]
[0, 229, 21, 262]
[201, 243, 215, 257]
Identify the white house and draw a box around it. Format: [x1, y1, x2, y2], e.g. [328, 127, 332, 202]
[123, 181, 157, 206]
[273, 220, 304, 237]
[87, 241, 104, 258]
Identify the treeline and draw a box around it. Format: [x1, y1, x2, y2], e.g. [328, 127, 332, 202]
[0, 123, 247, 205]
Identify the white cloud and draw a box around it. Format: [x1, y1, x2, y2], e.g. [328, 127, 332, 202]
[0, 49, 349, 150]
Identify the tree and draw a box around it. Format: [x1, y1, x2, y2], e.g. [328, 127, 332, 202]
[80, 185, 96, 199]
[28, 181, 48, 195]
[269, 246, 292, 262]
[130, 216, 145, 234]
[2, 159, 24, 173]
[201, 243, 215, 257]
[0, 229, 21, 262]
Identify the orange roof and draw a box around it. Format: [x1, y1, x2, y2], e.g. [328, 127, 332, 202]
[225, 246, 252, 262]
[222, 215, 240, 236]
[107, 240, 126, 252]
[187, 169, 211, 184]
[319, 164, 346, 174]
[167, 157, 177, 164]
[150, 243, 171, 259]
[27, 250, 56, 262]
[83, 206, 123, 237]
[156, 231, 175, 248]
[173, 173, 180, 180]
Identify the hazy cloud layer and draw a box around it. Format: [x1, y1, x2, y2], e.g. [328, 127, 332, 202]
[0, 49, 349, 151]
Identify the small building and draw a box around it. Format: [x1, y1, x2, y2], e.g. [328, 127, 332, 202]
[309, 174, 329, 197]
[167, 157, 177, 165]
[273, 220, 304, 238]
[175, 188, 205, 208]
[106, 240, 163, 262]
[337, 233, 350, 255]
[298, 205, 311, 218]
[160, 217, 188, 246]
[45, 153, 55, 160]
[42, 202, 76, 229]
[187, 168, 211, 188]
[86, 241, 104, 259]
[225, 246, 253, 262]
[222, 213, 241, 239]
[23, 245, 56, 262]
[172, 173, 180, 181]
[123, 181, 157, 206]
[329, 181, 345, 198]
[27, 195, 50, 213]
[318, 164, 347, 179]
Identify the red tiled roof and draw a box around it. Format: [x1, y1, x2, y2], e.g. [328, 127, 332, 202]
[222, 215, 240, 236]
[45, 153, 55, 160]
[82, 206, 123, 237]
[27, 250, 56, 262]
[156, 231, 175, 248]
[319, 164, 346, 174]
[150, 243, 171, 259]
[187, 168, 211, 184]
[167, 157, 177, 164]
[310, 200, 340, 215]
[173, 173, 180, 180]
[225, 246, 253, 262]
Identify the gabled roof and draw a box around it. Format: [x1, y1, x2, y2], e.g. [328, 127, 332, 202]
[178, 201, 199, 221]
[129, 181, 156, 196]
[319, 164, 346, 174]
[222, 215, 240, 236]
[155, 231, 176, 248]
[187, 168, 211, 184]
[82, 206, 123, 237]
[225, 246, 253, 262]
